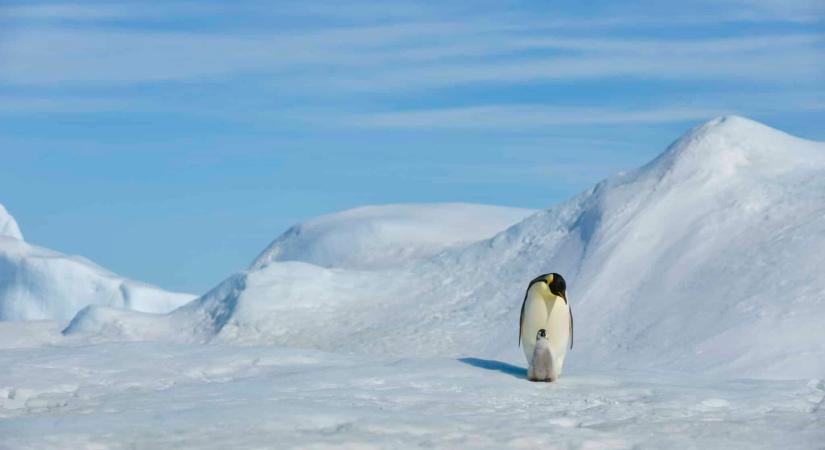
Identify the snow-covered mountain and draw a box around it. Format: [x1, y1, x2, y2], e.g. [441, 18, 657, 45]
[251, 203, 535, 270]
[66, 116, 825, 379]
[11, 116, 825, 448]
[0, 204, 23, 240]
[0, 204, 194, 320]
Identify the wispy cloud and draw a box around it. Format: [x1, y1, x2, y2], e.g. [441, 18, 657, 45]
[0, 0, 821, 88]
[0, 3, 141, 20]
[1, 21, 821, 87]
[343, 90, 825, 130]
[330, 34, 824, 91]
[0, 0, 821, 134]
[0, 95, 136, 114]
[727, 0, 825, 23]
[345, 105, 731, 129]
[0, 2, 231, 22]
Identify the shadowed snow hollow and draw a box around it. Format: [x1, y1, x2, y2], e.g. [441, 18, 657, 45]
[250, 203, 535, 270]
[0, 204, 194, 320]
[66, 116, 825, 379]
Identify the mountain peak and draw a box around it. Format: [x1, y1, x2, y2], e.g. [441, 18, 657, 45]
[0, 203, 23, 241]
[700, 114, 761, 130]
[685, 115, 785, 144]
[639, 115, 821, 183]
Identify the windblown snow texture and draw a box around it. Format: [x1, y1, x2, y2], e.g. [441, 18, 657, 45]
[0, 204, 194, 320]
[65, 116, 825, 379]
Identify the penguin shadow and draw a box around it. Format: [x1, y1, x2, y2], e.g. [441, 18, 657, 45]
[458, 357, 527, 379]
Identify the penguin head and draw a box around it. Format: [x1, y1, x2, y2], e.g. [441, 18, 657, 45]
[531, 273, 567, 302]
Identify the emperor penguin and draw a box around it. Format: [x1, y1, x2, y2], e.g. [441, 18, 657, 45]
[519, 273, 573, 379]
[528, 329, 556, 382]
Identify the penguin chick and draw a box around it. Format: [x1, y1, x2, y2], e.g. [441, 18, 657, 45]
[528, 329, 556, 382]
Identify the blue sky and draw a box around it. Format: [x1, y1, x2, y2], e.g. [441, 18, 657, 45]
[1, 0, 823, 294]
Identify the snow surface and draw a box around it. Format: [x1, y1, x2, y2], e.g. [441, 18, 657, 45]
[4, 116, 825, 448]
[0, 205, 194, 320]
[250, 203, 535, 270]
[1, 336, 823, 449]
[67, 116, 825, 379]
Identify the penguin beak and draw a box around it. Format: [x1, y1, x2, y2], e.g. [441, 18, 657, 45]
[544, 282, 567, 303]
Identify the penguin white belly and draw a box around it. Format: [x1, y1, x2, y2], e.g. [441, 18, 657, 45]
[521, 293, 571, 373]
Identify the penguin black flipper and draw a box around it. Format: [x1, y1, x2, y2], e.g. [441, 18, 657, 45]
[518, 289, 527, 347]
[569, 305, 574, 350]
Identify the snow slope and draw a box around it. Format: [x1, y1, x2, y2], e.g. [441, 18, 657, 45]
[0, 204, 194, 320]
[66, 116, 825, 379]
[251, 203, 535, 270]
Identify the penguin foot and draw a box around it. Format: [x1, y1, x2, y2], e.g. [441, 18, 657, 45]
[528, 375, 555, 382]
